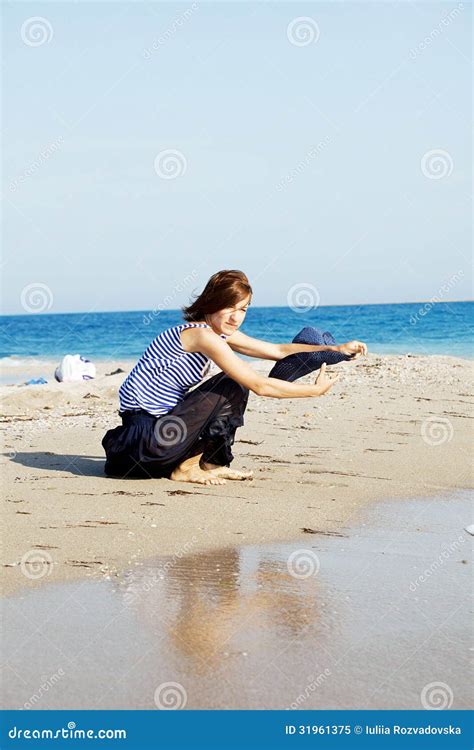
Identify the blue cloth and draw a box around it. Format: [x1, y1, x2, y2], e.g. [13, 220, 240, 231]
[268, 327, 350, 382]
[25, 377, 48, 385]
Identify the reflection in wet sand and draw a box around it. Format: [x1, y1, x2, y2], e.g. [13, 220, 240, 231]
[2, 492, 471, 709]
[119, 548, 322, 672]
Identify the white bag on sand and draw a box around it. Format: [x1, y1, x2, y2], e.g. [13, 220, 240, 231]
[54, 354, 96, 382]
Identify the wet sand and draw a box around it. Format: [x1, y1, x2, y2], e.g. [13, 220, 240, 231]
[1, 491, 471, 710]
[1, 354, 472, 598]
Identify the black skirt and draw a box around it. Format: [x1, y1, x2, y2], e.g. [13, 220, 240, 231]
[102, 373, 249, 479]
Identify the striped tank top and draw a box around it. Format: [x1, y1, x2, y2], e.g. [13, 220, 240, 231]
[119, 323, 225, 417]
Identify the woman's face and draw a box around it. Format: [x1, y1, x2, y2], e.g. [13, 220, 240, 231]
[206, 295, 251, 336]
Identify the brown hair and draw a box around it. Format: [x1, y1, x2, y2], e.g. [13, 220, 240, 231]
[182, 270, 252, 322]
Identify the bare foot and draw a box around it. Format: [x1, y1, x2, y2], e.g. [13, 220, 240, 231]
[213, 467, 254, 480]
[200, 462, 253, 481]
[170, 465, 227, 485]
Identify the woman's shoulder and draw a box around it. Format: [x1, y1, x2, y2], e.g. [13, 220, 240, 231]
[144, 323, 194, 354]
[179, 322, 227, 353]
[179, 322, 211, 350]
[155, 322, 208, 340]
[174, 322, 211, 340]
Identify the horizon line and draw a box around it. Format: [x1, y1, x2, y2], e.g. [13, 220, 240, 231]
[1, 298, 472, 318]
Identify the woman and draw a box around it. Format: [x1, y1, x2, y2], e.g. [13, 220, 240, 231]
[102, 270, 367, 485]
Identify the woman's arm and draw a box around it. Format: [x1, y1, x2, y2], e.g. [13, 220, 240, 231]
[226, 330, 367, 360]
[226, 330, 335, 360]
[181, 328, 339, 399]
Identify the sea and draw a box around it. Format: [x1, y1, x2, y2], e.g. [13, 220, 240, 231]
[0, 301, 472, 384]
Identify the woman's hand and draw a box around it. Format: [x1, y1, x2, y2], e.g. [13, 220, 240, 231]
[313, 363, 340, 396]
[338, 340, 368, 358]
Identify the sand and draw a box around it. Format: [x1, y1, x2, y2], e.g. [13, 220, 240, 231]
[1, 354, 473, 597]
[3, 492, 471, 710]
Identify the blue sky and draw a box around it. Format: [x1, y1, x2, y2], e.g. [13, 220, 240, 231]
[2, 1, 472, 314]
